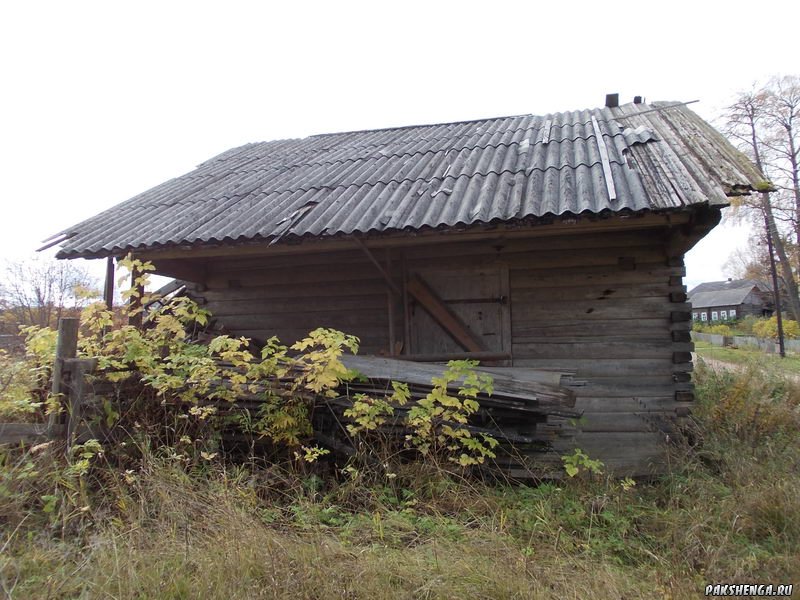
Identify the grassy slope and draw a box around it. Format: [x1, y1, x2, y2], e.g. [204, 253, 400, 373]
[1, 362, 799, 599]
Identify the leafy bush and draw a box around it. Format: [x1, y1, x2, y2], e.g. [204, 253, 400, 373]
[737, 314, 761, 335]
[752, 316, 800, 339]
[692, 322, 734, 335]
[707, 324, 733, 335]
[7, 256, 498, 468]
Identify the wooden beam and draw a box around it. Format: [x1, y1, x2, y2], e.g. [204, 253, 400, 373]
[103, 257, 114, 310]
[392, 351, 511, 363]
[667, 207, 722, 256]
[151, 259, 208, 283]
[134, 213, 692, 262]
[386, 248, 396, 355]
[406, 274, 486, 353]
[402, 253, 412, 355]
[354, 238, 401, 295]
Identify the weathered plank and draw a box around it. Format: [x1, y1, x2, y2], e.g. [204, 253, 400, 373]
[513, 282, 684, 303]
[340, 356, 576, 407]
[206, 264, 386, 288]
[512, 319, 670, 339]
[0, 423, 59, 445]
[405, 245, 666, 272]
[577, 412, 654, 433]
[406, 274, 486, 353]
[208, 294, 388, 317]
[511, 263, 684, 289]
[574, 396, 678, 413]
[512, 341, 690, 360]
[512, 358, 677, 377]
[202, 280, 392, 301]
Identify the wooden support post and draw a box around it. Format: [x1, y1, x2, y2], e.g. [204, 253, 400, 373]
[46, 318, 80, 438]
[128, 263, 144, 328]
[406, 274, 487, 353]
[103, 256, 115, 310]
[402, 253, 412, 356]
[386, 248, 396, 355]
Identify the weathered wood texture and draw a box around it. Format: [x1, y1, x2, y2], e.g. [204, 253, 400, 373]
[167, 225, 690, 475]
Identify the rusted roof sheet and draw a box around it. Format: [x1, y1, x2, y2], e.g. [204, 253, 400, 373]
[52, 101, 762, 258]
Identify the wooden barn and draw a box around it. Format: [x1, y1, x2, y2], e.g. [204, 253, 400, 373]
[47, 99, 761, 475]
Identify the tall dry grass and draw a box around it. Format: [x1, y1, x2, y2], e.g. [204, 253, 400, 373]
[1, 358, 799, 599]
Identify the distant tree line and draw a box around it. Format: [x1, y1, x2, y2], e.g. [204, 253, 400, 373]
[0, 257, 98, 336]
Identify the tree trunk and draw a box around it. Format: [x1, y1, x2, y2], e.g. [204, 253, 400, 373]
[763, 193, 800, 320]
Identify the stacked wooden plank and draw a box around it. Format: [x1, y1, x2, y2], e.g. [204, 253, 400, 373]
[75, 354, 581, 477]
[317, 356, 582, 475]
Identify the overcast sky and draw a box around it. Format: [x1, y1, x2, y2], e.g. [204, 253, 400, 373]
[2, 1, 797, 290]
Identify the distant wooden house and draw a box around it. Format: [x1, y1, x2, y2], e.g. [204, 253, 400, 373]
[46, 99, 761, 475]
[689, 279, 773, 322]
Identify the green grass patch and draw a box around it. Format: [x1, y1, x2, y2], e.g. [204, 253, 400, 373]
[695, 342, 800, 373]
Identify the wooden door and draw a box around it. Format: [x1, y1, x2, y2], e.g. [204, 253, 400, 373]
[409, 266, 511, 359]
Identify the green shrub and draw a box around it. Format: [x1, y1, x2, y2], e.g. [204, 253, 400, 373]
[737, 315, 761, 335]
[753, 316, 800, 339]
[706, 324, 733, 335]
[692, 322, 735, 335]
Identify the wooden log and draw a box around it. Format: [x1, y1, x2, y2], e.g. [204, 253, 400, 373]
[511, 341, 692, 360]
[208, 295, 388, 316]
[202, 280, 392, 301]
[394, 351, 512, 363]
[510, 263, 684, 289]
[46, 318, 80, 438]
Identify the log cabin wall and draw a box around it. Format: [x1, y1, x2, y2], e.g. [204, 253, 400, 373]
[176, 223, 691, 475]
[200, 249, 397, 355]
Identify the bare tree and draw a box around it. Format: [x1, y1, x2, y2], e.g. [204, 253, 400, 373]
[0, 257, 99, 332]
[724, 232, 772, 282]
[723, 77, 800, 320]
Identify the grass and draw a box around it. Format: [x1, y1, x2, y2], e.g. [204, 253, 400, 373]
[2, 361, 800, 598]
[694, 340, 800, 374]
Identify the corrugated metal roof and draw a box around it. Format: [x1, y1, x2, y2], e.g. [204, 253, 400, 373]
[52, 101, 763, 258]
[688, 279, 765, 309]
[689, 279, 766, 295]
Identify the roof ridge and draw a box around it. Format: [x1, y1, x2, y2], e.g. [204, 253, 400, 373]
[304, 102, 658, 140]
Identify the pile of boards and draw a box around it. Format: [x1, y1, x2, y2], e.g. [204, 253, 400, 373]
[82, 354, 583, 478]
[317, 356, 583, 477]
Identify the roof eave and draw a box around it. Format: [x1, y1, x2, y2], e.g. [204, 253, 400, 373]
[57, 205, 709, 261]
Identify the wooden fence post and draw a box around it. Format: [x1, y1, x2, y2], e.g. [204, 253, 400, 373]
[64, 358, 97, 447]
[46, 318, 79, 439]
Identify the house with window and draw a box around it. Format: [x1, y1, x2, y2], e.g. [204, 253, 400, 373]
[688, 278, 772, 322]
